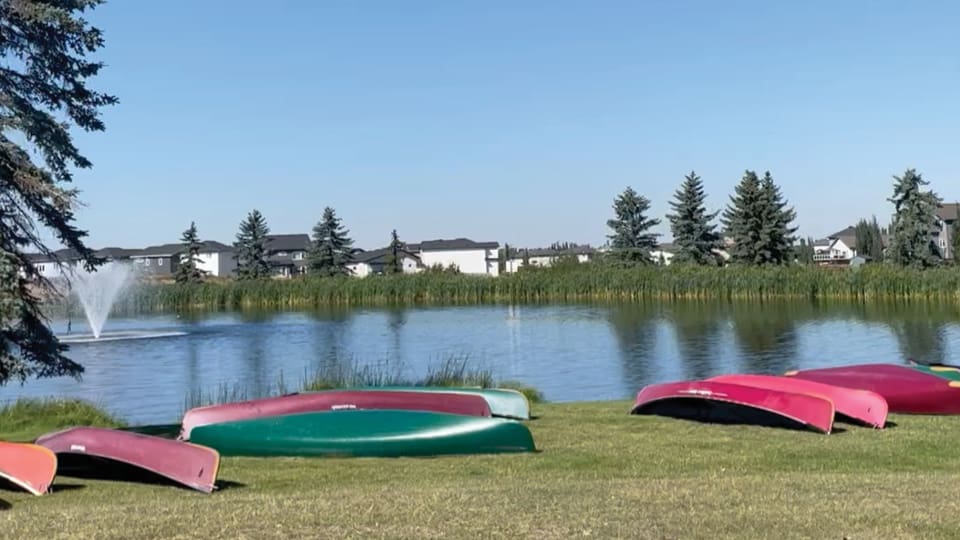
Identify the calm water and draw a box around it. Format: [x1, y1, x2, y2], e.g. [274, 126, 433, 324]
[4, 301, 960, 424]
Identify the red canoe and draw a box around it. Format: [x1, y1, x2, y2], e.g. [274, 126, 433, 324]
[180, 389, 493, 440]
[0, 442, 57, 495]
[708, 374, 888, 428]
[785, 363, 960, 414]
[35, 427, 219, 493]
[630, 380, 835, 434]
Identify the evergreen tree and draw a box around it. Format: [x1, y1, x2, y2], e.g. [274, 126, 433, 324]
[665, 171, 723, 265]
[720, 171, 764, 264]
[757, 171, 798, 264]
[605, 187, 661, 264]
[854, 216, 884, 261]
[721, 171, 797, 265]
[307, 207, 355, 276]
[234, 209, 271, 279]
[886, 169, 940, 268]
[384, 229, 403, 274]
[0, 0, 117, 384]
[175, 222, 205, 284]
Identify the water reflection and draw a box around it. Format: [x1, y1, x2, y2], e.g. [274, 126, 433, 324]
[666, 302, 725, 380]
[606, 303, 660, 392]
[729, 302, 799, 375]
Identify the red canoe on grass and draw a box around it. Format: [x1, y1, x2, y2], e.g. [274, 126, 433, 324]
[179, 389, 493, 440]
[630, 380, 835, 434]
[0, 442, 57, 495]
[785, 363, 960, 415]
[707, 374, 888, 428]
[35, 427, 219, 493]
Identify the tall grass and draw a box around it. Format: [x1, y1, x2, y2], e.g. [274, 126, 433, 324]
[182, 353, 540, 411]
[0, 397, 124, 441]
[98, 264, 960, 313]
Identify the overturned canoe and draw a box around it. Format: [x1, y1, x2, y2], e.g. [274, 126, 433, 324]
[189, 409, 536, 457]
[35, 427, 220, 493]
[180, 390, 492, 440]
[785, 363, 960, 414]
[0, 442, 57, 495]
[707, 373, 888, 428]
[329, 386, 531, 420]
[630, 380, 835, 434]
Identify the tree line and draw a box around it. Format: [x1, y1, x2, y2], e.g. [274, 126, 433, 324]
[171, 207, 361, 284]
[603, 168, 957, 269]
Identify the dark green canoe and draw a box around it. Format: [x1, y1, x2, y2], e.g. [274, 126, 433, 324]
[912, 364, 960, 382]
[188, 409, 536, 457]
[321, 386, 531, 420]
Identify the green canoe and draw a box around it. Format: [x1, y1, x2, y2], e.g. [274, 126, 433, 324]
[188, 409, 536, 457]
[318, 386, 531, 420]
[912, 364, 960, 382]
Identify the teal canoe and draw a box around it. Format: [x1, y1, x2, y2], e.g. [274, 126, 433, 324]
[911, 364, 960, 382]
[321, 386, 531, 420]
[188, 409, 536, 457]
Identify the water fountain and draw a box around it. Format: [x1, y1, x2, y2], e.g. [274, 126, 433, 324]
[68, 260, 138, 339]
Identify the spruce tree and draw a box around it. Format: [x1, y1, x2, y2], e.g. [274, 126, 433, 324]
[757, 171, 798, 264]
[307, 207, 355, 276]
[175, 222, 205, 284]
[886, 168, 940, 268]
[720, 171, 764, 264]
[605, 187, 661, 264]
[797, 237, 815, 265]
[854, 216, 884, 261]
[234, 209, 271, 279]
[665, 171, 722, 265]
[384, 229, 403, 274]
[0, 0, 117, 384]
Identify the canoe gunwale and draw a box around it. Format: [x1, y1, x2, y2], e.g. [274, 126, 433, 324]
[631, 394, 835, 434]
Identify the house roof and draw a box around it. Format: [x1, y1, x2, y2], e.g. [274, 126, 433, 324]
[414, 238, 499, 251]
[132, 240, 233, 258]
[264, 234, 311, 252]
[353, 246, 421, 264]
[937, 203, 960, 222]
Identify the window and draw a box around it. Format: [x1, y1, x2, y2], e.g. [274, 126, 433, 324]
[293, 251, 304, 260]
[145, 259, 151, 266]
[159, 258, 164, 266]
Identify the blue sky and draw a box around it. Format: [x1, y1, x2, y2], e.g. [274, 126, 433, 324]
[62, 0, 959, 250]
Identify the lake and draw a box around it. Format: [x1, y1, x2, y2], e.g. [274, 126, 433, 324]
[4, 300, 960, 425]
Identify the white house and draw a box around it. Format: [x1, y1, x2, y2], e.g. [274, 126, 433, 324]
[193, 241, 236, 277]
[347, 247, 423, 277]
[413, 238, 500, 276]
[504, 246, 596, 273]
[813, 227, 857, 264]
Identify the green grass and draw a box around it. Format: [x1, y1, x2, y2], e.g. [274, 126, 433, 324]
[3, 400, 960, 538]
[91, 263, 960, 314]
[0, 398, 123, 442]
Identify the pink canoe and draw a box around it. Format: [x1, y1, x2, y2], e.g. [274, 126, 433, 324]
[631, 380, 835, 434]
[35, 427, 219, 493]
[785, 363, 960, 414]
[708, 374, 888, 428]
[180, 389, 493, 440]
[0, 442, 57, 495]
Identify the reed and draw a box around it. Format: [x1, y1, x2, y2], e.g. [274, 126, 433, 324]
[102, 264, 960, 312]
[182, 354, 526, 411]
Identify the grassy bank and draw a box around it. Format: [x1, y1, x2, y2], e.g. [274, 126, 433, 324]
[3, 399, 960, 538]
[97, 264, 960, 312]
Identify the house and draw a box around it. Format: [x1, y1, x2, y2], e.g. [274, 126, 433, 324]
[130, 241, 236, 277]
[264, 234, 311, 277]
[347, 246, 423, 277]
[28, 247, 139, 281]
[935, 203, 959, 260]
[649, 243, 676, 265]
[812, 227, 857, 264]
[504, 245, 596, 273]
[412, 238, 500, 276]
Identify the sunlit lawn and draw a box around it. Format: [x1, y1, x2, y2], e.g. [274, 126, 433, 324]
[3, 400, 960, 538]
